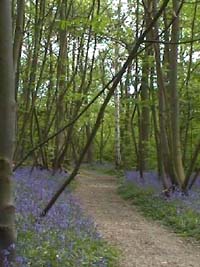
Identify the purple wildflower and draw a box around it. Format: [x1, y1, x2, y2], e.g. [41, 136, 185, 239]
[125, 170, 200, 214]
[10, 167, 113, 266]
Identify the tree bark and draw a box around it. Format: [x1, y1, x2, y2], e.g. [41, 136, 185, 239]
[0, 0, 16, 263]
[13, 0, 25, 73]
[138, 0, 152, 176]
[169, 0, 185, 187]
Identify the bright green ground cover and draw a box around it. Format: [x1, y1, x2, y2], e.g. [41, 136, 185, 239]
[118, 179, 200, 241]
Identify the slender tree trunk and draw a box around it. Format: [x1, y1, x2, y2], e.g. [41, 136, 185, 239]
[121, 66, 131, 167]
[138, 59, 150, 173]
[15, 0, 46, 161]
[13, 0, 24, 73]
[53, 0, 68, 171]
[138, 0, 151, 175]
[169, 0, 185, 187]
[114, 0, 122, 168]
[182, 1, 197, 167]
[114, 86, 121, 167]
[0, 0, 16, 263]
[85, 124, 94, 163]
[150, 0, 181, 191]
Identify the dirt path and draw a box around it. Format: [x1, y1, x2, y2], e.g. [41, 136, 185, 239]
[75, 170, 200, 267]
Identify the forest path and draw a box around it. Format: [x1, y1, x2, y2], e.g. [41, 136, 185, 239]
[75, 170, 200, 267]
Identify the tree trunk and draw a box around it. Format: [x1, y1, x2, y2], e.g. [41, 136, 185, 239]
[13, 0, 25, 73]
[53, 0, 68, 171]
[138, 58, 150, 174]
[114, 0, 122, 168]
[169, 0, 185, 187]
[0, 0, 16, 263]
[85, 124, 94, 163]
[138, 0, 152, 176]
[114, 86, 121, 167]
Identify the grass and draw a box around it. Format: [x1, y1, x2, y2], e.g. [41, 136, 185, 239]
[118, 181, 200, 241]
[81, 163, 117, 176]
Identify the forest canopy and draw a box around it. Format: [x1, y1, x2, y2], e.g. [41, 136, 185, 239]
[11, 0, 200, 192]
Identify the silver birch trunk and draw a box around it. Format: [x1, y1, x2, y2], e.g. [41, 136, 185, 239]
[114, 86, 121, 167]
[114, 0, 122, 168]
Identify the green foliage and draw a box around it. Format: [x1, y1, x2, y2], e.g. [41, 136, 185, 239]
[14, 0, 200, 180]
[91, 14, 111, 35]
[18, 228, 119, 267]
[118, 182, 200, 241]
[82, 163, 118, 176]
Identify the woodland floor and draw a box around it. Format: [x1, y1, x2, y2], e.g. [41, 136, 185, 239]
[75, 170, 200, 267]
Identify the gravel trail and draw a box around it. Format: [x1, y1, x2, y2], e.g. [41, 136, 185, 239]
[75, 170, 200, 267]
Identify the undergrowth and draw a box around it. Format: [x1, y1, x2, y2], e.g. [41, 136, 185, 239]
[118, 182, 200, 241]
[2, 167, 119, 267]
